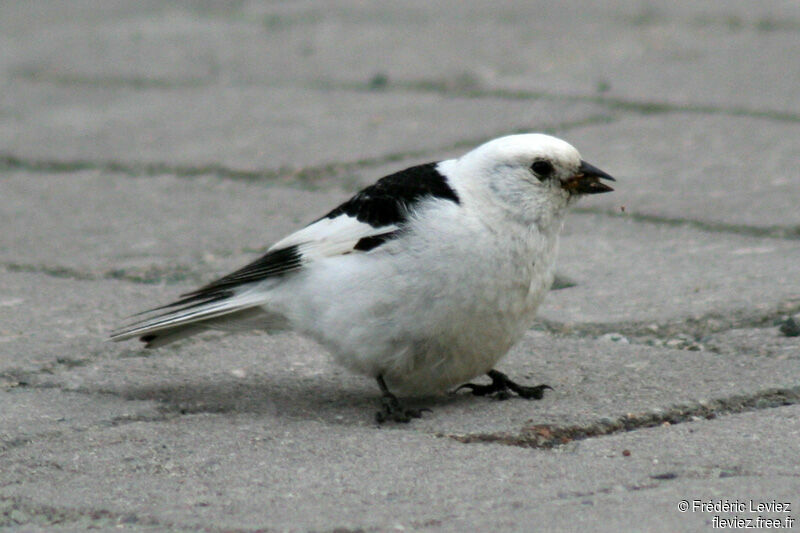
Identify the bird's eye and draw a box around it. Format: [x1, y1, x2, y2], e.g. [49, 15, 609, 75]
[531, 160, 555, 181]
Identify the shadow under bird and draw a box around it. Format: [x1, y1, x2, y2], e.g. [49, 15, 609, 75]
[111, 133, 615, 422]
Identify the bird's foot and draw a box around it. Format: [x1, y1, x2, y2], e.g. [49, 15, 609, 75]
[374, 374, 429, 423]
[375, 394, 428, 424]
[454, 369, 552, 400]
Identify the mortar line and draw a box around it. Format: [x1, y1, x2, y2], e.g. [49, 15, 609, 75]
[442, 386, 800, 449]
[0, 495, 212, 531]
[573, 207, 800, 240]
[538, 298, 800, 339]
[1, 261, 204, 286]
[346, 80, 800, 123]
[4, 260, 799, 340]
[13, 65, 799, 123]
[2, 298, 796, 396]
[19, 63, 799, 122]
[0, 385, 177, 455]
[0, 115, 615, 185]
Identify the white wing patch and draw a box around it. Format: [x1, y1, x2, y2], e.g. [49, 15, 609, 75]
[271, 214, 399, 262]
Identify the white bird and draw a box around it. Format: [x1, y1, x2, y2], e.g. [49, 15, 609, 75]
[111, 133, 615, 422]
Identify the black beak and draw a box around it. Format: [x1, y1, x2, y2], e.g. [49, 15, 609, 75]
[562, 160, 616, 195]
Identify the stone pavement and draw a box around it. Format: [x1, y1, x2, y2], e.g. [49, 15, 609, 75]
[1, 1, 799, 531]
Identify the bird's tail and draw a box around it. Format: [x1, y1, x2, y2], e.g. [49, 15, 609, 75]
[109, 288, 281, 348]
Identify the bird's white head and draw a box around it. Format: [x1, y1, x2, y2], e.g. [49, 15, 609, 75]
[453, 133, 615, 228]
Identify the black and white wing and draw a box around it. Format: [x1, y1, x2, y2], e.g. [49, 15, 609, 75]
[110, 161, 461, 346]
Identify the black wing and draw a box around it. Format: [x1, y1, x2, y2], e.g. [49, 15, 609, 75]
[150, 162, 460, 310]
[167, 245, 303, 308]
[322, 162, 460, 227]
[111, 161, 463, 343]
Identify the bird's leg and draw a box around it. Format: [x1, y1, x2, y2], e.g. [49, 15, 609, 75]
[454, 369, 552, 400]
[374, 375, 427, 423]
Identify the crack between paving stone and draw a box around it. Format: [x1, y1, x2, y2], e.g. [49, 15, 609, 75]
[0, 417, 169, 456]
[11, 67, 213, 90]
[2, 261, 204, 285]
[551, 476, 688, 502]
[0, 412, 177, 455]
[0, 114, 614, 186]
[22, 63, 790, 122]
[2, 375, 233, 421]
[341, 80, 800, 123]
[0, 494, 212, 531]
[5, 255, 795, 342]
[539, 297, 800, 341]
[5, 354, 798, 462]
[4, 263, 798, 359]
[549, 467, 786, 503]
[0, 152, 295, 183]
[12, 67, 797, 129]
[0, 384, 177, 454]
[574, 207, 800, 240]
[441, 386, 800, 450]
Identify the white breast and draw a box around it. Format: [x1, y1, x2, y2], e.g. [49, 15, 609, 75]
[267, 197, 563, 394]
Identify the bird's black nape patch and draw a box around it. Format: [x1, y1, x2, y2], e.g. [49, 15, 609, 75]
[323, 162, 460, 228]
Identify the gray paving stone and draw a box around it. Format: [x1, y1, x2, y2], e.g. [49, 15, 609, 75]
[0, 271, 164, 373]
[0, 388, 162, 452]
[1, 403, 797, 531]
[4, 173, 799, 331]
[492, 2, 800, 114]
[0, 81, 608, 169]
[545, 213, 800, 325]
[703, 326, 800, 359]
[78, 331, 800, 435]
[4, 1, 798, 113]
[11, 272, 796, 437]
[535, 405, 800, 532]
[564, 114, 800, 230]
[2, 267, 796, 437]
[2, 1, 798, 530]
[353, 113, 800, 241]
[0, 171, 343, 276]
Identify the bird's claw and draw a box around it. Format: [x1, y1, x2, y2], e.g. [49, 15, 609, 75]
[375, 394, 429, 424]
[508, 383, 552, 400]
[454, 370, 551, 401]
[453, 382, 510, 399]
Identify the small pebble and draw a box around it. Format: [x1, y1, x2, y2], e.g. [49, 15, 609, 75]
[665, 338, 684, 349]
[651, 472, 678, 480]
[779, 316, 800, 337]
[599, 332, 629, 344]
[368, 72, 389, 90]
[664, 334, 703, 350]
